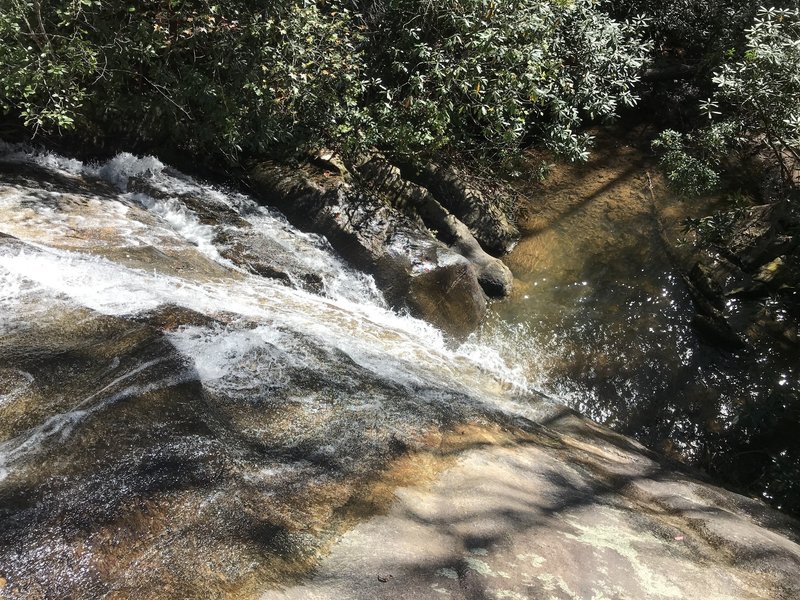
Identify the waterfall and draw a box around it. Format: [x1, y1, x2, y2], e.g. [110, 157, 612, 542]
[0, 142, 545, 596]
[2, 142, 799, 600]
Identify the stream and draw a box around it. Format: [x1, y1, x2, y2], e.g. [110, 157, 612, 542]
[0, 140, 797, 597]
[0, 143, 547, 597]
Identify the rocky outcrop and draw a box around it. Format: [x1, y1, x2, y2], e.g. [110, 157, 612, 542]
[248, 161, 490, 338]
[266, 410, 800, 600]
[398, 161, 520, 255]
[352, 155, 513, 297]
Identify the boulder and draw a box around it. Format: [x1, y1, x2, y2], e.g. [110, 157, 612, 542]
[407, 261, 487, 339]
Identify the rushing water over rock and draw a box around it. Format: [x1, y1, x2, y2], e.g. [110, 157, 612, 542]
[1, 143, 799, 599]
[0, 144, 537, 597]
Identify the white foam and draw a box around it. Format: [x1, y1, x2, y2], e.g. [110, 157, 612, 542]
[0, 247, 174, 315]
[0, 185, 154, 250]
[1, 142, 385, 305]
[91, 153, 166, 192]
[169, 325, 300, 397]
[0, 139, 85, 175]
[0, 140, 162, 191]
[1, 239, 534, 398]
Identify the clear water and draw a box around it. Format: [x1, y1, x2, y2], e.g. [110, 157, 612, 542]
[481, 140, 800, 511]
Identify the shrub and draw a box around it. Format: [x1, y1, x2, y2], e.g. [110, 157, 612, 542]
[651, 128, 724, 196]
[653, 8, 800, 194]
[653, 6, 800, 195]
[0, 1, 369, 160]
[364, 0, 652, 161]
[603, 0, 756, 60]
[0, 0, 651, 164]
[710, 6, 800, 186]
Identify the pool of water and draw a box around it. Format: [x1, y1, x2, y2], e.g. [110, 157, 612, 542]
[484, 133, 800, 513]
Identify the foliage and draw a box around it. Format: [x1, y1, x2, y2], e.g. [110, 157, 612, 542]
[602, 0, 789, 133]
[681, 202, 749, 245]
[710, 6, 800, 185]
[0, 1, 371, 159]
[0, 0, 651, 164]
[653, 7, 800, 196]
[652, 129, 722, 195]
[0, 0, 100, 131]
[603, 0, 756, 60]
[364, 0, 652, 161]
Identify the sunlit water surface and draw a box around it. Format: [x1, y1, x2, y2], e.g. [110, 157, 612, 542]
[481, 141, 799, 510]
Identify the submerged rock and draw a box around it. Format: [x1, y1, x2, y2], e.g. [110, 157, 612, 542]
[726, 204, 794, 268]
[684, 262, 747, 349]
[681, 201, 800, 351]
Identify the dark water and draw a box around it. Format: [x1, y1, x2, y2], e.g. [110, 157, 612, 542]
[484, 140, 800, 513]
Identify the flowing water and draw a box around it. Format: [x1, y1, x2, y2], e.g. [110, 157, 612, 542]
[1, 138, 798, 598]
[0, 142, 555, 598]
[482, 135, 800, 512]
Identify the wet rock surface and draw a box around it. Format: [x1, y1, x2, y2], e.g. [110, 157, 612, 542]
[269, 413, 800, 600]
[399, 161, 520, 256]
[0, 292, 502, 598]
[249, 161, 492, 337]
[0, 150, 518, 597]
